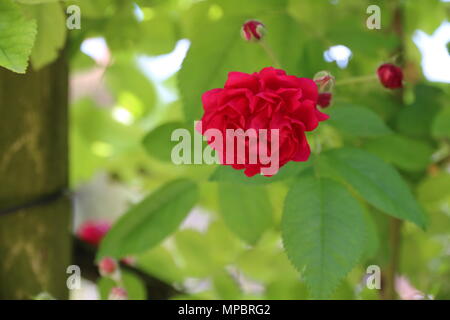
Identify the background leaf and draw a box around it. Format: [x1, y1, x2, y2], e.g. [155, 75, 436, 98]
[326, 104, 392, 138]
[218, 183, 273, 244]
[432, 107, 450, 139]
[364, 134, 433, 172]
[98, 179, 198, 259]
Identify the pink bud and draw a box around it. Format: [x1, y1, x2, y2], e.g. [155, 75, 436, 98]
[108, 287, 128, 300]
[76, 220, 111, 246]
[318, 92, 332, 108]
[377, 63, 403, 89]
[241, 20, 265, 42]
[98, 257, 118, 278]
[313, 71, 335, 93]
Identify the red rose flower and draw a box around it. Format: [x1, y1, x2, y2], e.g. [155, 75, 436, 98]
[198, 67, 328, 177]
[77, 220, 111, 246]
[317, 92, 332, 108]
[241, 20, 265, 42]
[377, 63, 403, 89]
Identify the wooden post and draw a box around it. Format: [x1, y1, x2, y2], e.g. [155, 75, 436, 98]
[0, 51, 71, 299]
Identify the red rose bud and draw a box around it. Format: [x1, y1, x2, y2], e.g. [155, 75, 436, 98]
[377, 63, 403, 89]
[313, 71, 335, 93]
[98, 257, 118, 277]
[108, 287, 128, 300]
[241, 20, 265, 42]
[76, 220, 111, 246]
[317, 92, 332, 108]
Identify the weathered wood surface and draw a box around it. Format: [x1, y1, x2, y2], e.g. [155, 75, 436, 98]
[0, 53, 71, 299]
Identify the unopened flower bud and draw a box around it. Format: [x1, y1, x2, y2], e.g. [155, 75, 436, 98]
[377, 63, 403, 89]
[313, 71, 335, 93]
[241, 20, 265, 42]
[108, 287, 128, 300]
[318, 92, 332, 108]
[76, 220, 111, 246]
[98, 257, 120, 280]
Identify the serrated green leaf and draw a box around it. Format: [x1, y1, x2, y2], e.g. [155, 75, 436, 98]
[0, 0, 37, 73]
[317, 148, 427, 228]
[326, 104, 392, 137]
[98, 179, 198, 259]
[218, 183, 273, 244]
[282, 175, 366, 299]
[22, 2, 67, 70]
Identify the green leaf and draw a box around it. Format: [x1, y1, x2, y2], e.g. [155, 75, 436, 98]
[364, 134, 433, 172]
[326, 104, 392, 138]
[0, 0, 37, 73]
[98, 271, 147, 300]
[136, 246, 184, 283]
[432, 107, 450, 139]
[142, 121, 203, 162]
[174, 222, 243, 277]
[210, 160, 311, 184]
[361, 210, 379, 260]
[105, 57, 156, 113]
[282, 175, 366, 299]
[218, 183, 273, 244]
[22, 2, 67, 70]
[142, 122, 185, 162]
[16, 0, 61, 3]
[213, 271, 243, 300]
[417, 172, 450, 205]
[98, 179, 199, 259]
[316, 148, 427, 228]
[138, 13, 177, 55]
[405, 0, 446, 34]
[396, 84, 443, 138]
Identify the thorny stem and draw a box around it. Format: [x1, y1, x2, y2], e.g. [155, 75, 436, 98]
[259, 39, 281, 68]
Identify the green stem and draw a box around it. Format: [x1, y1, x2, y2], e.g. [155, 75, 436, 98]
[335, 74, 378, 86]
[259, 39, 281, 68]
[383, 0, 405, 300]
[384, 218, 403, 300]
